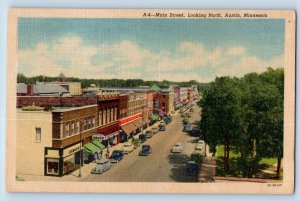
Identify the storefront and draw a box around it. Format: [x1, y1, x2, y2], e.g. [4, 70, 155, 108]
[119, 113, 146, 142]
[95, 121, 120, 146]
[44, 142, 83, 177]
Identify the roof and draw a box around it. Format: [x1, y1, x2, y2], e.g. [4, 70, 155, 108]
[58, 72, 66, 78]
[100, 87, 149, 93]
[17, 83, 69, 95]
[149, 84, 161, 92]
[17, 83, 27, 94]
[52, 104, 98, 113]
[34, 83, 69, 94]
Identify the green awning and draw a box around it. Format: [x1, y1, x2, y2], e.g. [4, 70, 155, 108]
[84, 142, 100, 154]
[149, 114, 156, 120]
[154, 114, 160, 119]
[91, 140, 105, 150]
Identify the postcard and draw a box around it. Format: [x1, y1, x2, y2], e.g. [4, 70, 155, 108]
[6, 9, 295, 194]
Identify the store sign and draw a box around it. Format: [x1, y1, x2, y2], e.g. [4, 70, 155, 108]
[63, 143, 81, 157]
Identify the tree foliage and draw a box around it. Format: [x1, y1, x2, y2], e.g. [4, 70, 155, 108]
[200, 68, 284, 178]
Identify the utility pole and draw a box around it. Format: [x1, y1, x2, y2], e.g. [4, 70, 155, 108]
[78, 125, 82, 178]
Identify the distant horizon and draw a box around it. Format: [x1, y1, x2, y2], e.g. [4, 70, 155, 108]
[17, 73, 210, 84]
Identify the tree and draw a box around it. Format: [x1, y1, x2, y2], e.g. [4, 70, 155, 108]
[200, 76, 242, 173]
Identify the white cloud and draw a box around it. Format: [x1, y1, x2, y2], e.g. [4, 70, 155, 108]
[18, 36, 284, 82]
[227, 46, 246, 56]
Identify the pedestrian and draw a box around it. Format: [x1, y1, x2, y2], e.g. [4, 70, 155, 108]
[94, 152, 98, 161]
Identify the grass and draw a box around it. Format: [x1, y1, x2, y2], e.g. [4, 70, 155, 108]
[215, 145, 280, 179]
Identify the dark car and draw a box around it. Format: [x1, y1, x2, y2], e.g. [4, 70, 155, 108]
[190, 129, 201, 137]
[139, 145, 152, 156]
[109, 150, 124, 163]
[139, 134, 147, 143]
[158, 124, 166, 131]
[186, 161, 199, 176]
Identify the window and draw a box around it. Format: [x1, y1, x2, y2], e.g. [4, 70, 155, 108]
[65, 123, 69, 137]
[71, 122, 75, 135]
[35, 127, 41, 142]
[92, 116, 95, 127]
[75, 121, 79, 134]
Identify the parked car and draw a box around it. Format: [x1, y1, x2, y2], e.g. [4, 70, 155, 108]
[139, 134, 147, 143]
[132, 138, 141, 149]
[195, 140, 205, 153]
[151, 127, 159, 134]
[109, 150, 124, 163]
[122, 142, 134, 154]
[171, 143, 184, 153]
[163, 116, 173, 124]
[183, 124, 192, 132]
[91, 158, 111, 174]
[186, 161, 199, 176]
[145, 130, 154, 138]
[189, 108, 194, 112]
[190, 129, 201, 137]
[158, 124, 166, 131]
[139, 145, 152, 156]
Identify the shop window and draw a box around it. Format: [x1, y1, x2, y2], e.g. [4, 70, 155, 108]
[35, 127, 41, 142]
[47, 159, 59, 175]
[63, 157, 75, 174]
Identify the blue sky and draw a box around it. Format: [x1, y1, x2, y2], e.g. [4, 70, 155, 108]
[18, 18, 285, 82]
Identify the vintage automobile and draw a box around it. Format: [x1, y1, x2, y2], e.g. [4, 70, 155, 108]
[186, 161, 199, 176]
[183, 124, 192, 132]
[145, 130, 154, 138]
[132, 138, 141, 149]
[190, 129, 201, 137]
[139, 134, 147, 143]
[158, 124, 166, 131]
[171, 143, 184, 153]
[122, 142, 134, 154]
[91, 158, 111, 174]
[139, 145, 152, 156]
[109, 150, 124, 163]
[151, 127, 159, 134]
[195, 140, 206, 154]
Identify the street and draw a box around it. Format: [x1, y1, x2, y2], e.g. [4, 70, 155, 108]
[82, 105, 202, 182]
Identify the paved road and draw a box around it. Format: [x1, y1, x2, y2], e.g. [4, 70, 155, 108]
[83, 105, 202, 182]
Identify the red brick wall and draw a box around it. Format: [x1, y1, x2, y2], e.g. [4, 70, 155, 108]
[16, 96, 97, 108]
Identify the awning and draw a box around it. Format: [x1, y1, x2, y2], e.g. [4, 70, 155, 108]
[149, 114, 156, 120]
[121, 123, 136, 135]
[145, 119, 151, 124]
[91, 140, 105, 150]
[153, 114, 160, 119]
[84, 143, 100, 154]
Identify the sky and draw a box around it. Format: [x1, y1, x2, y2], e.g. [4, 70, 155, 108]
[17, 18, 285, 83]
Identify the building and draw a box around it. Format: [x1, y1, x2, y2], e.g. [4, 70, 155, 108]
[16, 104, 102, 177]
[17, 83, 70, 97]
[95, 93, 120, 146]
[119, 92, 149, 142]
[16, 96, 97, 108]
[53, 81, 82, 96]
[161, 85, 175, 114]
[179, 87, 188, 104]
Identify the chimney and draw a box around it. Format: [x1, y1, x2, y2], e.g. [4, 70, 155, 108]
[27, 84, 33, 96]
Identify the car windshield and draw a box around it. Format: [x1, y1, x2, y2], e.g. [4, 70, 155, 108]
[175, 144, 181, 147]
[124, 144, 130, 147]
